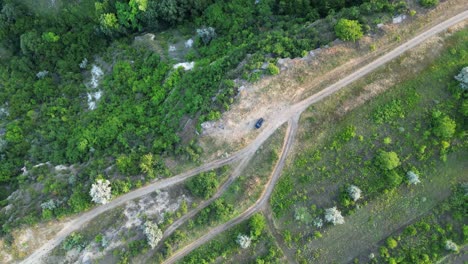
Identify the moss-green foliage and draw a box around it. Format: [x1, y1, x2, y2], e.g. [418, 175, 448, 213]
[249, 213, 266, 238]
[267, 63, 280, 75]
[62, 232, 86, 251]
[372, 99, 405, 124]
[432, 111, 457, 139]
[373, 184, 467, 263]
[271, 174, 294, 217]
[334, 19, 363, 42]
[375, 151, 401, 171]
[419, 0, 439, 7]
[185, 171, 219, 199]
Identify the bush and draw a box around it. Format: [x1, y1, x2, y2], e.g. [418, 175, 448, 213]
[375, 151, 401, 171]
[432, 113, 456, 139]
[267, 63, 280, 75]
[249, 213, 266, 237]
[386, 237, 398, 249]
[372, 99, 404, 124]
[62, 232, 86, 251]
[186, 171, 219, 199]
[334, 19, 363, 42]
[384, 170, 403, 188]
[419, 0, 439, 7]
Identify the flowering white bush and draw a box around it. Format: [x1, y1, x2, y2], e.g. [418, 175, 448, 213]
[325, 207, 345, 225]
[455, 66, 468, 90]
[41, 199, 57, 210]
[196, 27, 216, 44]
[445, 240, 458, 252]
[89, 179, 111, 204]
[79, 58, 88, 69]
[407, 171, 421, 185]
[236, 234, 251, 249]
[143, 221, 163, 249]
[347, 185, 362, 201]
[36, 70, 48, 79]
[313, 217, 323, 228]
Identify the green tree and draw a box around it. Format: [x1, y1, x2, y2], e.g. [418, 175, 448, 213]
[41, 32, 60, 43]
[461, 100, 468, 117]
[334, 19, 363, 42]
[249, 213, 266, 237]
[267, 63, 280, 75]
[375, 151, 400, 171]
[432, 113, 456, 139]
[186, 171, 219, 199]
[140, 153, 156, 179]
[99, 13, 119, 31]
[454, 67, 468, 90]
[386, 237, 398, 249]
[419, 0, 439, 7]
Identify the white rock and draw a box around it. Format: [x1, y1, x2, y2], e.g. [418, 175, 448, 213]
[392, 15, 407, 24]
[185, 39, 193, 48]
[173, 62, 195, 70]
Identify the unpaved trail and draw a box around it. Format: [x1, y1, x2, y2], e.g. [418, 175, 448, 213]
[21, 10, 468, 264]
[263, 206, 297, 264]
[163, 117, 299, 264]
[162, 154, 253, 239]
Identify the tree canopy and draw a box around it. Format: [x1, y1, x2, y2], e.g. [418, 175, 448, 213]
[334, 19, 363, 42]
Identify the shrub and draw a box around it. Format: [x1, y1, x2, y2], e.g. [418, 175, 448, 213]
[267, 63, 280, 75]
[375, 151, 400, 171]
[334, 19, 363, 42]
[249, 213, 266, 237]
[454, 66, 468, 90]
[372, 100, 404, 124]
[62, 232, 86, 251]
[419, 0, 439, 7]
[386, 237, 398, 249]
[407, 171, 421, 185]
[324, 207, 345, 225]
[385, 170, 403, 188]
[236, 234, 251, 249]
[432, 113, 456, 139]
[445, 240, 458, 252]
[186, 171, 219, 199]
[347, 185, 362, 202]
[143, 221, 163, 249]
[90, 179, 112, 204]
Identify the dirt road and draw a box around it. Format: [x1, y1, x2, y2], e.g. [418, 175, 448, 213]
[163, 117, 298, 264]
[21, 10, 468, 264]
[162, 154, 253, 239]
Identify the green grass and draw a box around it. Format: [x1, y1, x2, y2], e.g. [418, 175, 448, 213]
[365, 183, 467, 264]
[269, 27, 467, 263]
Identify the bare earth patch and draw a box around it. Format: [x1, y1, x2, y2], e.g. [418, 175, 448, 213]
[198, 0, 467, 160]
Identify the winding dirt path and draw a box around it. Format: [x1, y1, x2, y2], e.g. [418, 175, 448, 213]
[263, 206, 297, 264]
[21, 10, 468, 264]
[163, 117, 299, 264]
[162, 154, 253, 239]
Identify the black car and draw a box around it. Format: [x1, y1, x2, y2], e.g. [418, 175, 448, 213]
[255, 118, 264, 129]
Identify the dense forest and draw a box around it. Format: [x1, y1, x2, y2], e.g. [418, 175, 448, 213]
[0, 0, 409, 235]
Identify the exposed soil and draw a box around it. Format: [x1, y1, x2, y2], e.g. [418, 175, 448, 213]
[198, 0, 468, 160]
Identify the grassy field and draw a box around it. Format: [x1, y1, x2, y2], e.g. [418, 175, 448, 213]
[269, 27, 467, 263]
